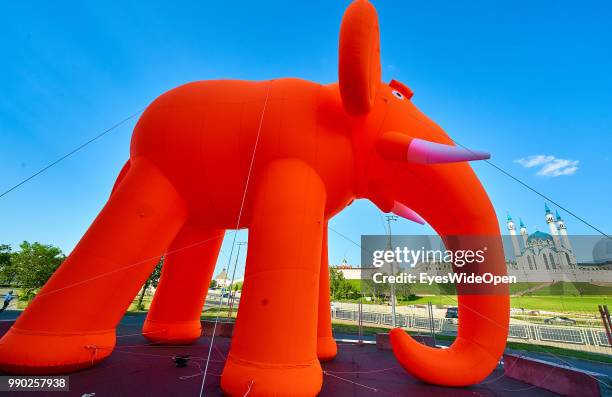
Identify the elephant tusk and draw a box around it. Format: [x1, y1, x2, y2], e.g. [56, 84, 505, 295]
[377, 132, 490, 164]
[391, 201, 425, 225]
[408, 138, 490, 164]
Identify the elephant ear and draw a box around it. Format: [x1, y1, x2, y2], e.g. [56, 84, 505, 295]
[338, 0, 382, 115]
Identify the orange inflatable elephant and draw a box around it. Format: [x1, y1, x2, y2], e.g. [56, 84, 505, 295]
[0, 0, 509, 395]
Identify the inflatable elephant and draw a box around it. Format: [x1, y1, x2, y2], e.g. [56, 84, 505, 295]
[0, 0, 509, 395]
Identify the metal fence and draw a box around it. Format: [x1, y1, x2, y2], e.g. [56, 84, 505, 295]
[510, 323, 611, 347]
[331, 309, 611, 350]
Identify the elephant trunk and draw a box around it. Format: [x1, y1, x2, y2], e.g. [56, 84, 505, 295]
[389, 163, 509, 386]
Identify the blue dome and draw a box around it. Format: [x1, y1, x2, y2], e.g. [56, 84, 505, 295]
[527, 230, 553, 243]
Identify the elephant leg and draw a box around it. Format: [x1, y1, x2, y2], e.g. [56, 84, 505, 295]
[221, 159, 326, 397]
[142, 225, 225, 344]
[317, 224, 337, 361]
[0, 157, 187, 374]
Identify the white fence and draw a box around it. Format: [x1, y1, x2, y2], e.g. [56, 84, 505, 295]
[332, 309, 612, 352]
[508, 323, 611, 347]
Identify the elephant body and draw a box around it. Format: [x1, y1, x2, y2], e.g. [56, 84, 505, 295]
[0, 1, 509, 396]
[130, 78, 355, 226]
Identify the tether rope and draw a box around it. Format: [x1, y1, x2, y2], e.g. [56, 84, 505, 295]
[0, 109, 143, 199]
[199, 83, 272, 397]
[323, 371, 400, 396]
[33, 231, 233, 299]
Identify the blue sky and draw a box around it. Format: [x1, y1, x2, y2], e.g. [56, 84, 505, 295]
[1, 1, 610, 279]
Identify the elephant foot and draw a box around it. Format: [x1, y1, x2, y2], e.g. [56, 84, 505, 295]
[221, 354, 323, 396]
[142, 319, 201, 345]
[317, 336, 337, 361]
[0, 327, 115, 374]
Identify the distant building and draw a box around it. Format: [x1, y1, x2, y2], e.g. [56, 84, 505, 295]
[506, 204, 576, 272]
[487, 203, 610, 281]
[333, 259, 376, 280]
[214, 268, 230, 288]
[335, 259, 358, 279]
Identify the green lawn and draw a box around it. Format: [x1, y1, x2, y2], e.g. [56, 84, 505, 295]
[508, 282, 612, 296]
[509, 282, 547, 294]
[527, 282, 612, 296]
[510, 295, 610, 313]
[337, 294, 611, 314]
[332, 322, 393, 335]
[340, 280, 611, 313]
[201, 307, 237, 319]
[347, 280, 581, 295]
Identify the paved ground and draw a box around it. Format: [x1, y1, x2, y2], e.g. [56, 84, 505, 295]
[0, 312, 571, 396]
[504, 347, 611, 377]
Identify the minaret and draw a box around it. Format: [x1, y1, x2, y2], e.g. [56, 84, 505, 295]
[556, 210, 572, 251]
[519, 218, 528, 247]
[507, 214, 521, 257]
[545, 203, 561, 248]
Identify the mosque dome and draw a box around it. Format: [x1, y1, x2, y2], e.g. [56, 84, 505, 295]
[527, 230, 553, 243]
[592, 237, 612, 263]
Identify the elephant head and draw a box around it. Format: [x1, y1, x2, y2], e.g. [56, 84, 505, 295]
[336, 0, 510, 386]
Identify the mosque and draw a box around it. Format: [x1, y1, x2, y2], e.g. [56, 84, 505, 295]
[506, 203, 577, 272]
[504, 204, 611, 282]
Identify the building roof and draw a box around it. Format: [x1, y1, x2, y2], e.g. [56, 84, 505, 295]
[544, 203, 551, 214]
[555, 210, 563, 221]
[215, 268, 228, 280]
[527, 230, 553, 243]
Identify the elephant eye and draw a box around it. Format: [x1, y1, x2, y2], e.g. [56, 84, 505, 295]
[391, 90, 405, 100]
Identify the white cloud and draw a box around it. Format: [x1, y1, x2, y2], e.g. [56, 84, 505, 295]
[514, 155, 579, 177]
[515, 155, 554, 168]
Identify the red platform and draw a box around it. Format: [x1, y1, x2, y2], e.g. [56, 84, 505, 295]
[0, 315, 559, 396]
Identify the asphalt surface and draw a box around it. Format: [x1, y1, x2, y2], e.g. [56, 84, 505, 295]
[0, 311, 608, 396]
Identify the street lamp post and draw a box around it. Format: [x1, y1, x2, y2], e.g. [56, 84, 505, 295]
[227, 241, 246, 319]
[386, 215, 398, 327]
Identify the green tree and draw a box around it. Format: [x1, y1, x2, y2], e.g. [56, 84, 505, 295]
[0, 244, 13, 284]
[10, 241, 65, 300]
[209, 279, 218, 289]
[394, 278, 413, 302]
[361, 278, 384, 302]
[329, 267, 344, 300]
[136, 257, 164, 310]
[329, 267, 358, 300]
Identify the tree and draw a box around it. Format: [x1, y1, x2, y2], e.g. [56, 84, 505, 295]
[10, 241, 65, 300]
[361, 278, 383, 302]
[329, 267, 344, 300]
[394, 281, 414, 302]
[329, 267, 358, 300]
[209, 279, 218, 289]
[136, 257, 164, 310]
[0, 244, 13, 284]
